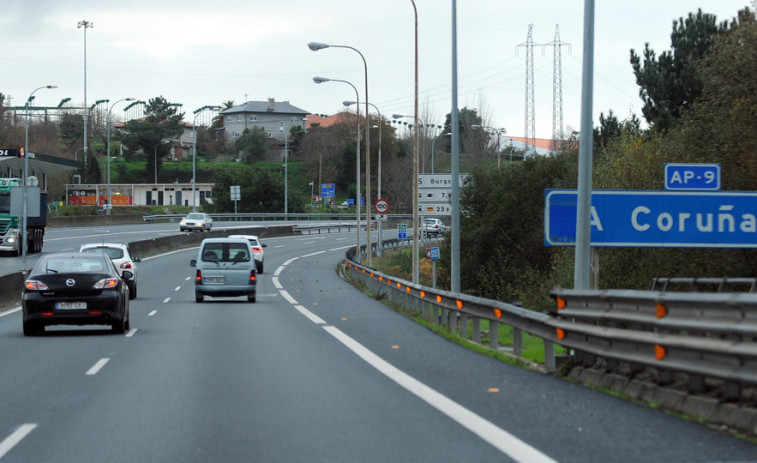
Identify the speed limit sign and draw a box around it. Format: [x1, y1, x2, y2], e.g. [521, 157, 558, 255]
[374, 198, 389, 214]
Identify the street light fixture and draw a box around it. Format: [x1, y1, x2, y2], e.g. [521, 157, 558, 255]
[23, 84, 56, 271]
[106, 98, 135, 215]
[309, 41, 373, 267]
[313, 76, 362, 261]
[77, 20, 93, 168]
[192, 105, 221, 212]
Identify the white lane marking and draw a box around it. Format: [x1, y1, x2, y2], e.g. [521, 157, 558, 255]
[60, 247, 75, 251]
[274, 245, 286, 248]
[302, 251, 326, 257]
[282, 257, 298, 266]
[0, 306, 21, 318]
[329, 245, 353, 251]
[163, 298, 171, 303]
[294, 305, 326, 324]
[273, 267, 284, 277]
[86, 358, 110, 376]
[272, 277, 282, 289]
[126, 329, 137, 338]
[0, 424, 37, 459]
[303, 241, 316, 245]
[174, 286, 181, 291]
[279, 290, 298, 305]
[323, 326, 557, 463]
[148, 310, 157, 316]
[185, 276, 191, 281]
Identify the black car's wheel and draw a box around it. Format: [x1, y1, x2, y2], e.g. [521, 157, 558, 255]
[112, 316, 126, 334]
[256, 262, 263, 274]
[23, 321, 41, 336]
[248, 293, 256, 303]
[125, 310, 130, 331]
[129, 282, 137, 300]
[195, 292, 204, 303]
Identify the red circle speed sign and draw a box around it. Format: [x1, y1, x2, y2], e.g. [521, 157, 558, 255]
[374, 198, 389, 214]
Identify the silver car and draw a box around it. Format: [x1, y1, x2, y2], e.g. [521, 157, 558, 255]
[180, 212, 213, 232]
[190, 238, 256, 303]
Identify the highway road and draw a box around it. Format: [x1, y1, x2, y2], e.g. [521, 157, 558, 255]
[0, 225, 755, 462]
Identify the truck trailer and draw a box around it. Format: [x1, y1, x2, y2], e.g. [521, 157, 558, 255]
[0, 178, 47, 255]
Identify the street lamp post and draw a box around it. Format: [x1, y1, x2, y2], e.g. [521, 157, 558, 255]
[313, 76, 361, 261]
[192, 105, 221, 212]
[309, 41, 373, 266]
[77, 20, 93, 168]
[309, 182, 314, 209]
[106, 98, 135, 215]
[345, 100, 383, 256]
[23, 85, 56, 271]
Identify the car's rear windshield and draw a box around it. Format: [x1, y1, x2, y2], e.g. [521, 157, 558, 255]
[39, 257, 107, 274]
[201, 243, 250, 263]
[82, 247, 124, 259]
[187, 213, 205, 220]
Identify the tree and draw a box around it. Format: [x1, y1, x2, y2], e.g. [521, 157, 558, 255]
[440, 107, 488, 168]
[211, 100, 234, 133]
[119, 96, 185, 181]
[592, 110, 641, 151]
[235, 127, 270, 163]
[630, 9, 728, 131]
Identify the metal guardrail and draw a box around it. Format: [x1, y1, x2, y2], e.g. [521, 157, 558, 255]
[550, 288, 757, 399]
[651, 277, 757, 292]
[345, 246, 757, 402]
[143, 213, 415, 223]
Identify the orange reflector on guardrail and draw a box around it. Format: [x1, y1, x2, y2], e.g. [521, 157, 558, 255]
[556, 328, 565, 340]
[494, 308, 503, 319]
[379, 276, 383, 281]
[655, 344, 666, 360]
[436, 295, 442, 303]
[456, 300, 463, 309]
[420, 291, 426, 298]
[370, 272, 374, 277]
[406, 286, 411, 293]
[556, 297, 566, 310]
[397, 282, 402, 288]
[656, 302, 667, 318]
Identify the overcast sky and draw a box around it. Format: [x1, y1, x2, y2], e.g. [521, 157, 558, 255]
[2, 0, 753, 139]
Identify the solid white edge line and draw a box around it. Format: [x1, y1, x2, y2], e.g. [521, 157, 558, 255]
[322, 326, 558, 463]
[85, 358, 110, 376]
[282, 257, 298, 266]
[329, 245, 353, 251]
[0, 306, 21, 318]
[279, 290, 298, 305]
[0, 423, 37, 459]
[272, 277, 282, 289]
[294, 305, 326, 324]
[125, 329, 137, 338]
[302, 251, 326, 257]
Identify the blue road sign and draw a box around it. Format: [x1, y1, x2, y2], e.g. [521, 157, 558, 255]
[320, 183, 335, 198]
[427, 247, 440, 260]
[545, 189, 757, 248]
[665, 163, 720, 191]
[398, 223, 408, 239]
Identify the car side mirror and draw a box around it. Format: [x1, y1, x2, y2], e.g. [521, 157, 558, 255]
[122, 271, 134, 280]
[133, 257, 142, 263]
[190, 259, 197, 267]
[262, 243, 267, 248]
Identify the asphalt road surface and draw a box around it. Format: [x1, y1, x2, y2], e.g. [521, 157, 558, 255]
[0, 227, 755, 462]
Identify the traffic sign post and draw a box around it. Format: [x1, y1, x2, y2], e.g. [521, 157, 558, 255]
[426, 246, 440, 288]
[375, 198, 389, 214]
[545, 189, 757, 248]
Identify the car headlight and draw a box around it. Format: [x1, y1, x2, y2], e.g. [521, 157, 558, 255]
[180, 220, 187, 226]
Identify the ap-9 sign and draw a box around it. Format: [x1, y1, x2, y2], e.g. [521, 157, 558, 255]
[665, 163, 720, 191]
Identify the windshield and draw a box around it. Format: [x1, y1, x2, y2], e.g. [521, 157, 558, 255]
[0, 192, 9, 214]
[81, 247, 124, 259]
[186, 213, 205, 220]
[201, 243, 250, 263]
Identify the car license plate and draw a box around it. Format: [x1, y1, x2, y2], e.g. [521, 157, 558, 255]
[56, 301, 87, 310]
[205, 276, 224, 283]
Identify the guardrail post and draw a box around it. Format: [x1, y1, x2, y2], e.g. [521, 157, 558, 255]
[544, 341, 556, 372]
[513, 327, 522, 357]
[459, 312, 468, 338]
[489, 321, 499, 350]
[472, 318, 481, 343]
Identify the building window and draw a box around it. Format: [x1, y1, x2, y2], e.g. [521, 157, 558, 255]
[279, 121, 284, 133]
[250, 115, 257, 122]
[266, 132, 272, 138]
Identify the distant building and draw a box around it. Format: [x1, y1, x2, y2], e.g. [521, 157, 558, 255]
[221, 98, 310, 141]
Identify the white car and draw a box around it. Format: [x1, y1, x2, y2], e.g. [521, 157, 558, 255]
[421, 218, 446, 237]
[228, 234, 267, 273]
[79, 242, 141, 299]
[180, 212, 213, 232]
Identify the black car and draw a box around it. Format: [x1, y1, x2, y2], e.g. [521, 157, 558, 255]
[22, 252, 132, 336]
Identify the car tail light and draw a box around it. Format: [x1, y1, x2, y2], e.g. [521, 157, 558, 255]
[120, 261, 133, 270]
[251, 246, 262, 253]
[249, 270, 256, 283]
[93, 278, 119, 289]
[25, 280, 49, 291]
[195, 270, 202, 282]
